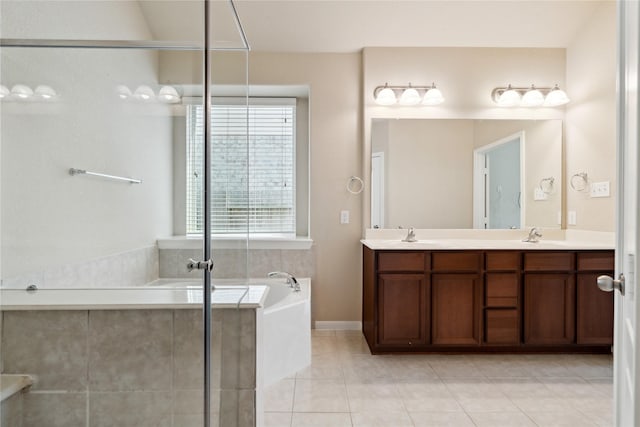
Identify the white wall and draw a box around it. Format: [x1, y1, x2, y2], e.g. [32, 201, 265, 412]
[1, 2, 175, 277]
[565, 1, 617, 232]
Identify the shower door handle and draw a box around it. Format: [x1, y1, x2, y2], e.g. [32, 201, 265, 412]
[187, 258, 214, 272]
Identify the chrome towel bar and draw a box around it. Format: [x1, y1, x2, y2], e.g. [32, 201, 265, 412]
[69, 168, 141, 184]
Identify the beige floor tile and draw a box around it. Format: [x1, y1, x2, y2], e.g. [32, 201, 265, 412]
[296, 353, 343, 380]
[395, 379, 462, 412]
[335, 330, 366, 337]
[442, 378, 506, 398]
[264, 412, 292, 427]
[346, 382, 404, 412]
[511, 397, 574, 413]
[311, 329, 336, 337]
[409, 411, 475, 427]
[565, 397, 613, 413]
[467, 411, 536, 427]
[264, 379, 295, 412]
[457, 396, 520, 413]
[334, 336, 371, 355]
[293, 379, 349, 413]
[311, 337, 339, 356]
[342, 354, 395, 382]
[489, 377, 553, 398]
[526, 410, 598, 426]
[580, 409, 614, 427]
[291, 412, 352, 426]
[377, 355, 439, 380]
[539, 377, 606, 397]
[587, 378, 614, 397]
[351, 410, 413, 427]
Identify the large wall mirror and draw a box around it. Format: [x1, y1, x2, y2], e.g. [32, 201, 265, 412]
[370, 118, 562, 230]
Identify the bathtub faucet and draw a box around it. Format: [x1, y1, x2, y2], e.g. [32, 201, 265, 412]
[268, 271, 300, 292]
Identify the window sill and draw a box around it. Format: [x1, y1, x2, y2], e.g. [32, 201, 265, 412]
[157, 236, 314, 250]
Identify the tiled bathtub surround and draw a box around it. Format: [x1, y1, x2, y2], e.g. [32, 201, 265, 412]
[0, 245, 159, 289]
[1, 308, 259, 427]
[159, 248, 315, 280]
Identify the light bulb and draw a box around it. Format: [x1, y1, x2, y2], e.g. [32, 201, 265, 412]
[521, 85, 544, 107]
[497, 85, 521, 107]
[544, 85, 570, 106]
[0, 85, 9, 99]
[116, 85, 132, 100]
[399, 86, 421, 106]
[375, 85, 397, 105]
[134, 85, 155, 101]
[11, 84, 33, 99]
[422, 85, 444, 105]
[34, 85, 57, 100]
[158, 85, 180, 103]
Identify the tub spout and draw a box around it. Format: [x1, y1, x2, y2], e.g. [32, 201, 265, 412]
[268, 271, 300, 292]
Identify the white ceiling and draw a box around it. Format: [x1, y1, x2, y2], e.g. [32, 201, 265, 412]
[138, 0, 609, 52]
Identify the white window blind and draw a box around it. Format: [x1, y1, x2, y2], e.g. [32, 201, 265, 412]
[186, 101, 296, 235]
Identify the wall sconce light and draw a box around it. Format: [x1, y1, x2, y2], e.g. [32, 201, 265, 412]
[374, 83, 445, 106]
[11, 84, 34, 99]
[491, 84, 570, 107]
[134, 85, 155, 101]
[34, 85, 57, 100]
[0, 85, 10, 99]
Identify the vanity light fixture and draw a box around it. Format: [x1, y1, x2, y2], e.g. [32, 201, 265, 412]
[492, 84, 570, 107]
[116, 85, 133, 100]
[374, 83, 445, 106]
[34, 85, 57, 100]
[134, 85, 155, 101]
[11, 84, 34, 99]
[158, 85, 181, 103]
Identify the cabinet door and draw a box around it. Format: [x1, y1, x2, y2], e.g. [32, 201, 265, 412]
[577, 273, 614, 345]
[377, 274, 429, 346]
[432, 274, 481, 345]
[524, 273, 575, 345]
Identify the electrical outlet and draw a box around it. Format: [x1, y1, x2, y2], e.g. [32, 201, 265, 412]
[590, 181, 611, 198]
[568, 210, 577, 225]
[340, 210, 350, 224]
[557, 211, 562, 225]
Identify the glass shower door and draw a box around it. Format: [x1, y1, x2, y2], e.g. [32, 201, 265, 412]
[0, 1, 251, 426]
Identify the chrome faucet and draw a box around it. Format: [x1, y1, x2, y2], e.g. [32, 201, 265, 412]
[523, 227, 542, 243]
[267, 271, 300, 292]
[402, 227, 417, 242]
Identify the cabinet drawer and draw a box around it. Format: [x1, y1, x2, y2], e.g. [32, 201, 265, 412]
[524, 252, 574, 271]
[432, 252, 481, 272]
[485, 309, 519, 344]
[378, 252, 425, 272]
[486, 252, 521, 271]
[486, 273, 518, 307]
[577, 252, 614, 271]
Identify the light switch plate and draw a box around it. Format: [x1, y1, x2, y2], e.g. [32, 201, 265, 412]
[568, 210, 577, 225]
[340, 210, 350, 224]
[590, 181, 611, 198]
[534, 188, 548, 201]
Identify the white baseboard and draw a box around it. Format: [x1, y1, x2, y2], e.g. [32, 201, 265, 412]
[314, 321, 362, 330]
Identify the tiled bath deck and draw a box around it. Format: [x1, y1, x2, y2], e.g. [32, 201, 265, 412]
[264, 331, 613, 427]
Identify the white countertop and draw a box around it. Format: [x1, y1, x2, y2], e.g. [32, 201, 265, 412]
[0, 285, 269, 311]
[361, 238, 614, 251]
[361, 229, 615, 251]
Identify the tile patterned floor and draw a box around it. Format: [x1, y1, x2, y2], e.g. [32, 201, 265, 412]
[263, 330, 613, 427]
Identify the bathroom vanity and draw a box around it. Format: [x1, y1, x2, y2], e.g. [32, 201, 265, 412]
[362, 238, 614, 354]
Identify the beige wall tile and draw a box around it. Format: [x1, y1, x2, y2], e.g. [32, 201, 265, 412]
[89, 391, 172, 427]
[23, 392, 86, 427]
[88, 310, 172, 391]
[2, 311, 88, 391]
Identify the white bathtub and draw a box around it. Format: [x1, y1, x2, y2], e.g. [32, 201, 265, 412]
[148, 278, 311, 387]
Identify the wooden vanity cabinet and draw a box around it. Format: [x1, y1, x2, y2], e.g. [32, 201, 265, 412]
[576, 252, 615, 345]
[363, 245, 614, 354]
[431, 252, 482, 345]
[484, 252, 521, 345]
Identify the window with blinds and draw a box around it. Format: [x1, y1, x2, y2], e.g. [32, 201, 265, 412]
[186, 100, 296, 236]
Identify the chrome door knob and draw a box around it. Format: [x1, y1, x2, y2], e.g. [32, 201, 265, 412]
[597, 274, 625, 295]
